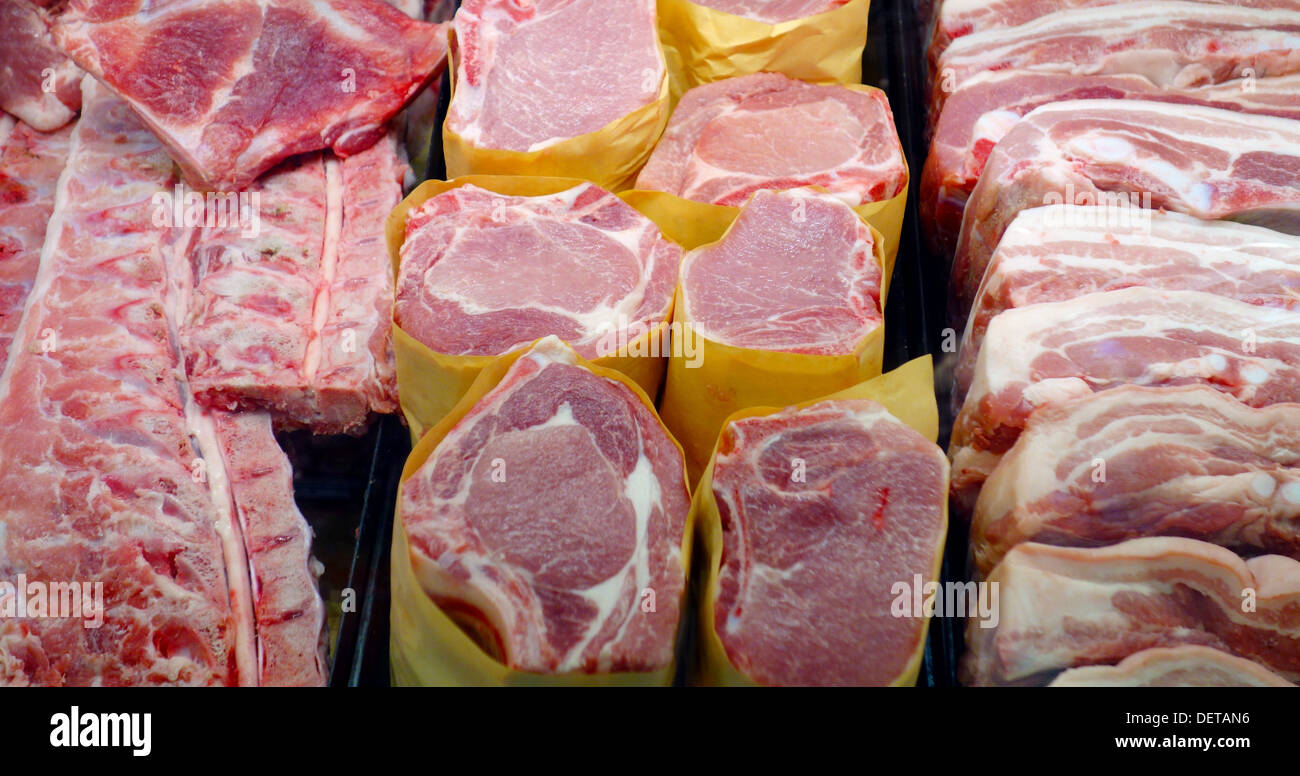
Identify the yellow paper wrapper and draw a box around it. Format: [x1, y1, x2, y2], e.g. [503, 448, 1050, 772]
[691, 356, 945, 686]
[442, 31, 671, 191]
[658, 0, 871, 102]
[655, 205, 895, 483]
[386, 175, 675, 443]
[391, 340, 693, 686]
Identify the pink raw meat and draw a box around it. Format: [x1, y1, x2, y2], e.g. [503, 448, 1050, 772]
[182, 136, 403, 434]
[400, 337, 691, 673]
[949, 287, 1300, 516]
[0, 114, 71, 366]
[921, 71, 1300, 256]
[448, 0, 663, 152]
[954, 206, 1300, 410]
[1049, 646, 1296, 687]
[710, 398, 947, 686]
[0, 0, 82, 131]
[680, 189, 882, 355]
[52, 0, 448, 190]
[0, 80, 325, 686]
[931, 2, 1300, 122]
[689, 0, 851, 23]
[395, 182, 679, 360]
[950, 100, 1300, 323]
[637, 73, 906, 208]
[927, 0, 1300, 76]
[973, 385, 1300, 575]
[962, 538, 1300, 686]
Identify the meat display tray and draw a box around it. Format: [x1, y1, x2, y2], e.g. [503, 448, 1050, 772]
[334, 0, 959, 687]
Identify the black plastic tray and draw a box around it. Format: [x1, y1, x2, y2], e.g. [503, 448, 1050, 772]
[336, 0, 958, 686]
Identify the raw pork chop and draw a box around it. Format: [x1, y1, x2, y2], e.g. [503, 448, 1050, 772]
[710, 399, 947, 686]
[921, 71, 1300, 255]
[399, 337, 691, 673]
[0, 115, 71, 365]
[395, 183, 679, 360]
[954, 207, 1300, 408]
[447, 0, 663, 152]
[637, 73, 906, 208]
[927, 0, 1300, 74]
[0, 81, 324, 686]
[688, 0, 852, 22]
[1049, 646, 1296, 687]
[973, 385, 1300, 575]
[950, 100, 1300, 321]
[0, 0, 82, 131]
[53, 0, 448, 190]
[962, 538, 1300, 686]
[949, 288, 1300, 514]
[183, 136, 402, 434]
[679, 188, 882, 355]
[931, 2, 1300, 120]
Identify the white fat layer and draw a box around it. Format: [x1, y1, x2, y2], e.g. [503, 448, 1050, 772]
[1283, 482, 1300, 504]
[1253, 473, 1277, 499]
[971, 108, 1022, 146]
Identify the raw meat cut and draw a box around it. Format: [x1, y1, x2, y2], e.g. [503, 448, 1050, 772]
[182, 135, 402, 434]
[0, 80, 324, 686]
[687, 0, 852, 23]
[447, 0, 664, 152]
[950, 100, 1300, 321]
[921, 71, 1300, 256]
[679, 188, 882, 355]
[212, 410, 326, 686]
[950, 287, 1300, 515]
[709, 399, 947, 686]
[636, 73, 906, 208]
[0, 114, 71, 366]
[399, 337, 691, 673]
[972, 385, 1300, 575]
[927, 0, 1300, 75]
[52, 0, 448, 190]
[962, 538, 1300, 686]
[395, 182, 679, 360]
[0, 0, 82, 131]
[954, 206, 1300, 408]
[931, 2, 1300, 121]
[1049, 646, 1296, 687]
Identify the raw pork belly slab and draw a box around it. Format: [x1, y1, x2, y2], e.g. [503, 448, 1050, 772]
[400, 338, 691, 673]
[183, 136, 402, 434]
[636, 73, 906, 208]
[447, 0, 664, 152]
[973, 385, 1300, 575]
[688, 0, 852, 23]
[681, 189, 882, 355]
[949, 287, 1300, 515]
[927, 0, 1300, 73]
[0, 82, 325, 686]
[395, 183, 679, 359]
[962, 538, 1300, 686]
[920, 71, 1300, 256]
[0, 0, 82, 131]
[53, 0, 447, 190]
[0, 115, 72, 365]
[950, 100, 1300, 320]
[1049, 646, 1296, 687]
[954, 207, 1300, 407]
[710, 399, 947, 686]
[931, 2, 1300, 120]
